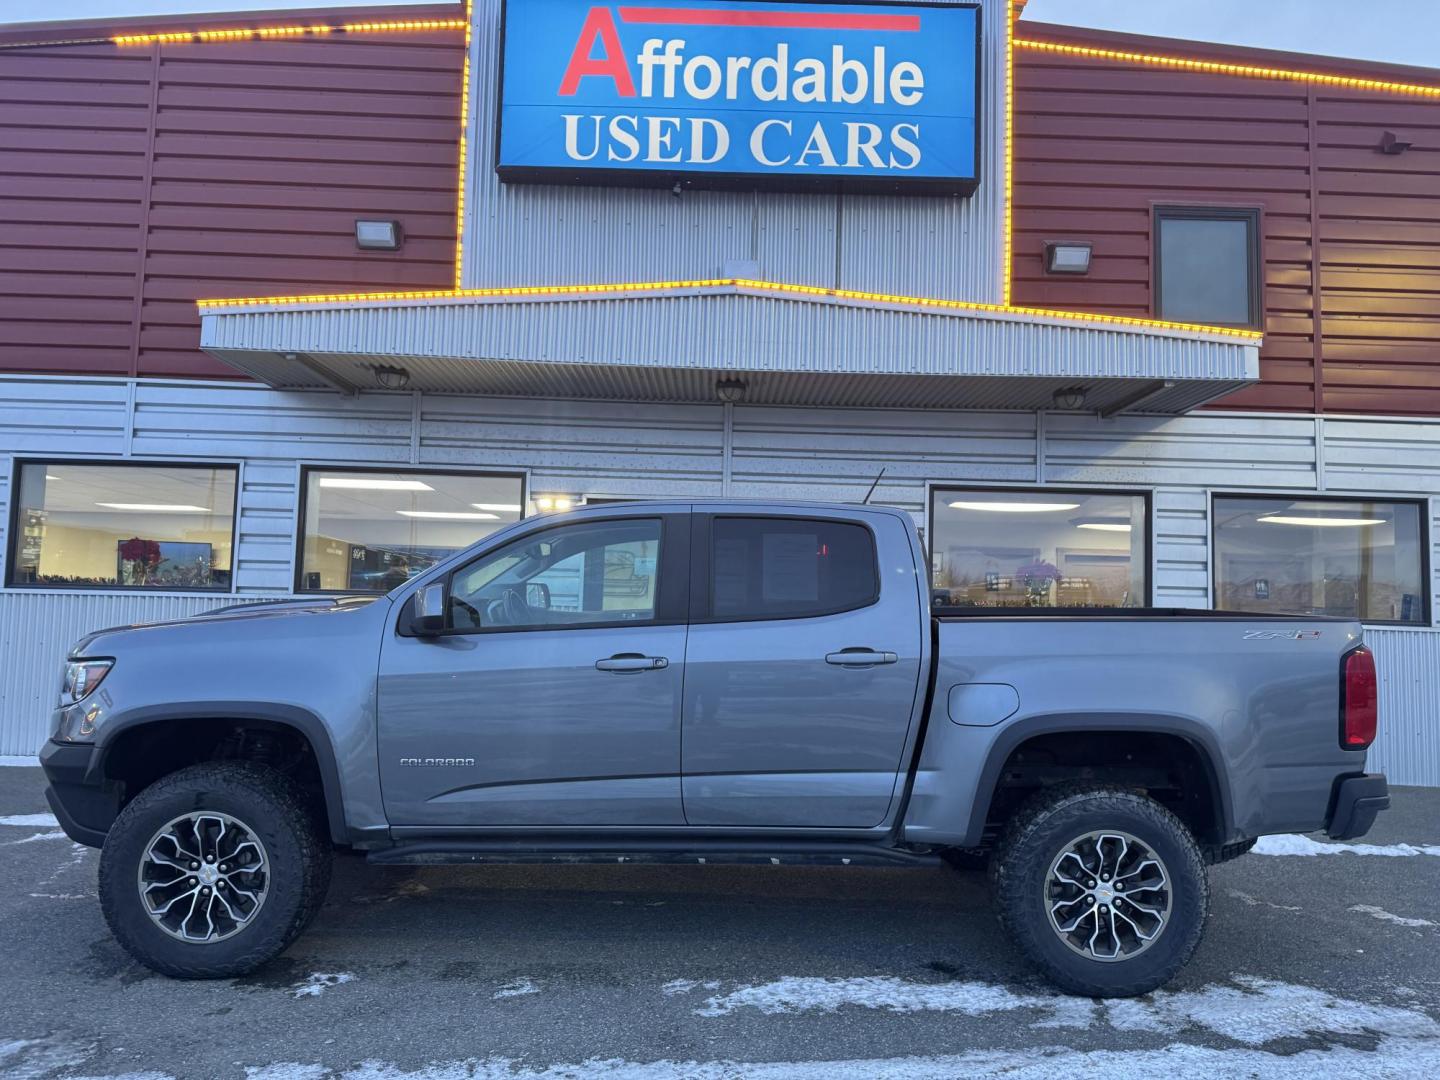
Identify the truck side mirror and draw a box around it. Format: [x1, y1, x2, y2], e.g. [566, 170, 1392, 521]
[526, 582, 551, 610]
[410, 581, 448, 637]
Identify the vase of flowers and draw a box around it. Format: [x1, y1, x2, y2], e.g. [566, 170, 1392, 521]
[1014, 559, 1061, 607]
[118, 538, 163, 586]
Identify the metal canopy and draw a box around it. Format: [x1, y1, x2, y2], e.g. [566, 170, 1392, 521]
[199, 284, 1259, 415]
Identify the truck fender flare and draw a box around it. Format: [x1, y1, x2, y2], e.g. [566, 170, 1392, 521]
[95, 701, 348, 845]
[962, 712, 1235, 848]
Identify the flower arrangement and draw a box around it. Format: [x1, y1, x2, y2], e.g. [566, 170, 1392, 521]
[1014, 559, 1062, 606]
[118, 538, 163, 585]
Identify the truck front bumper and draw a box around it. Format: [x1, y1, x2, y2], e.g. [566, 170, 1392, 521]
[40, 740, 118, 849]
[1325, 773, 1389, 842]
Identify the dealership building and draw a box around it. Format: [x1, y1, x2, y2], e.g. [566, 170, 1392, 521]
[1, 1, 1438, 780]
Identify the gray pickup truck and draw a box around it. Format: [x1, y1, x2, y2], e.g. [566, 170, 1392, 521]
[41, 501, 1388, 996]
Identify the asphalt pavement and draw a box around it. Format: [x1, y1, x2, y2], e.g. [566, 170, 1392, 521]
[2, 763, 1438, 1078]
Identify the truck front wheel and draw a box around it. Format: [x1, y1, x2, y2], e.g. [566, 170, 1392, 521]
[990, 784, 1209, 997]
[98, 762, 331, 979]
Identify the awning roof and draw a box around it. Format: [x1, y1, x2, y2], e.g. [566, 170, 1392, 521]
[198, 280, 1260, 414]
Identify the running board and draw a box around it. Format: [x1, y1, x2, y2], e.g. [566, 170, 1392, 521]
[366, 840, 941, 868]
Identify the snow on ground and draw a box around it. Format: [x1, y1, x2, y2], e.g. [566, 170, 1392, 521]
[1, 829, 66, 846]
[1253, 834, 1440, 857]
[291, 973, 356, 999]
[0, 813, 58, 827]
[1350, 904, 1437, 928]
[492, 979, 540, 1000]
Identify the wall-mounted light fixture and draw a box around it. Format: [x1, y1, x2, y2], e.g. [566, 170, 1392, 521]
[1052, 387, 1088, 411]
[715, 378, 747, 403]
[1378, 130, 1412, 155]
[533, 494, 579, 513]
[1044, 242, 1093, 275]
[355, 219, 402, 250]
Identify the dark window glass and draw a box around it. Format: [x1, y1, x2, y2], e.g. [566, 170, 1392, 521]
[1214, 496, 1427, 625]
[9, 462, 236, 590]
[930, 489, 1148, 608]
[710, 517, 877, 619]
[299, 469, 523, 593]
[1156, 209, 1259, 327]
[450, 518, 662, 630]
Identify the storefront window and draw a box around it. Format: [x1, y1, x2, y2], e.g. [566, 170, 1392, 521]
[298, 469, 525, 593]
[8, 462, 237, 590]
[1213, 496, 1427, 625]
[929, 488, 1149, 609]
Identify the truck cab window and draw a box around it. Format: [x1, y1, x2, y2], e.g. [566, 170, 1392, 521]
[449, 518, 663, 630]
[709, 517, 878, 620]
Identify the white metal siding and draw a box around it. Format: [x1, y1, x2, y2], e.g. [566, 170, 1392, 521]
[1, 376, 1437, 783]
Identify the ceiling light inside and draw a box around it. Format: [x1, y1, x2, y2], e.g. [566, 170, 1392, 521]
[95, 503, 211, 512]
[1077, 522, 1132, 532]
[472, 503, 522, 512]
[1258, 515, 1386, 528]
[396, 510, 499, 520]
[320, 478, 433, 491]
[949, 501, 1082, 513]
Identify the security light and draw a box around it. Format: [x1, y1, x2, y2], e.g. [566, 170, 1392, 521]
[715, 378, 747, 403]
[1044, 242, 1092, 275]
[1052, 387, 1088, 411]
[372, 365, 411, 390]
[533, 495, 577, 512]
[355, 219, 402, 250]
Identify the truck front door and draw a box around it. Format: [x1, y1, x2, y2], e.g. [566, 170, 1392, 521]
[681, 512, 925, 828]
[377, 513, 689, 826]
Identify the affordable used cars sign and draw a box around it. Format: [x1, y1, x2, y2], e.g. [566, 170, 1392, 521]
[496, 0, 981, 194]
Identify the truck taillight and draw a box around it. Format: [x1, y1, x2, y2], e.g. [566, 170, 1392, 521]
[1342, 645, 1378, 750]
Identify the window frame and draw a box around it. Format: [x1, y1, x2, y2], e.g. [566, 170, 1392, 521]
[421, 511, 689, 636]
[1152, 204, 1264, 330]
[5, 457, 242, 594]
[1209, 491, 1431, 627]
[927, 484, 1155, 612]
[294, 464, 528, 596]
[689, 512, 883, 625]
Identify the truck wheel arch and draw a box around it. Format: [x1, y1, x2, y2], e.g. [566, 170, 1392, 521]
[95, 702, 349, 846]
[963, 713, 1235, 849]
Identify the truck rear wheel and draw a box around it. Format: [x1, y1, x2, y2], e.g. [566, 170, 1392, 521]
[990, 784, 1208, 997]
[98, 762, 331, 979]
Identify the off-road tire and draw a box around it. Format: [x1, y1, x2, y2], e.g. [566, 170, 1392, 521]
[990, 784, 1209, 997]
[99, 762, 331, 979]
[1203, 837, 1257, 865]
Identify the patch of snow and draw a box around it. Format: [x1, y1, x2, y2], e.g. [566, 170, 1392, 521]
[1227, 889, 1302, 912]
[1350, 904, 1437, 928]
[661, 979, 699, 995]
[1253, 834, 1440, 858]
[29, 892, 93, 899]
[0, 756, 40, 767]
[2, 830, 67, 846]
[0, 1036, 98, 1078]
[693, 976, 1088, 1024]
[247, 1066, 329, 1080]
[492, 979, 539, 1000]
[0, 813, 59, 827]
[291, 972, 356, 999]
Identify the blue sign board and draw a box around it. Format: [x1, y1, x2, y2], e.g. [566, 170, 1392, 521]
[496, 0, 981, 195]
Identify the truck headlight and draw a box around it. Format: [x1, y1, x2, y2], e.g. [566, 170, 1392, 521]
[61, 659, 112, 707]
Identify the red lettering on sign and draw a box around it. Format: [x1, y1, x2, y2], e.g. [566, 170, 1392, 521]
[559, 7, 636, 96]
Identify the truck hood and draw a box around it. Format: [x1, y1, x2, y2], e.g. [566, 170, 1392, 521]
[69, 595, 385, 657]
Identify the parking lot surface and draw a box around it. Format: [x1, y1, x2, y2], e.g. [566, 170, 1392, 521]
[2, 764, 1438, 1079]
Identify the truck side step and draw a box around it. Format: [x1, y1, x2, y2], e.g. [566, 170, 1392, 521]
[366, 840, 942, 868]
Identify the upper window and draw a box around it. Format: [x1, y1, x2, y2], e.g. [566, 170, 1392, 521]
[1154, 207, 1261, 328]
[299, 469, 525, 593]
[8, 462, 237, 591]
[709, 516, 878, 620]
[449, 518, 664, 631]
[930, 488, 1149, 609]
[1214, 496, 1427, 625]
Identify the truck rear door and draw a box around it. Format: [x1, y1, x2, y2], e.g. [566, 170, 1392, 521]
[680, 510, 925, 827]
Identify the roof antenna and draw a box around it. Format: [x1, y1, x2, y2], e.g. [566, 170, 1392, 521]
[861, 467, 886, 505]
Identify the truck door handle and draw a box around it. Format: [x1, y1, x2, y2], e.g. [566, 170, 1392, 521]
[595, 653, 669, 673]
[825, 649, 898, 667]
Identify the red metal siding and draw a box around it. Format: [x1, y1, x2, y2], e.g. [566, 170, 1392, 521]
[1012, 27, 1440, 416]
[0, 9, 463, 380]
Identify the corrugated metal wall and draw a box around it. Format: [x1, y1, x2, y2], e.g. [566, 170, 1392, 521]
[2, 375, 1436, 773]
[0, 7, 463, 381]
[1013, 27, 1440, 416]
[459, 0, 1007, 303]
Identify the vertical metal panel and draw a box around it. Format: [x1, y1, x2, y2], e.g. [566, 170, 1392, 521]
[1152, 488, 1209, 607]
[0, 591, 228, 756]
[235, 461, 299, 595]
[1365, 628, 1440, 787]
[462, 0, 1003, 302]
[0, 378, 130, 457]
[1318, 417, 1440, 493]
